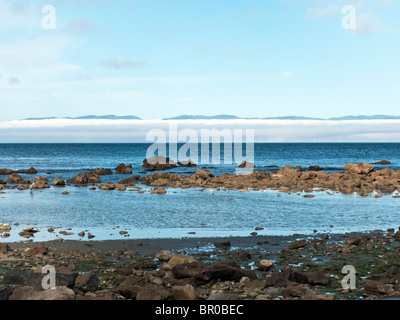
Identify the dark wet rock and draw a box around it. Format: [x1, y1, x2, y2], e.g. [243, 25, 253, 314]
[209, 260, 257, 282]
[67, 172, 101, 184]
[172, 262, 210, 282]
[363, 280, 394, 295]
[207, 293, 241, 300]
[0, 243, 12, 254]
[25, 167, 37, 174]
[293, 270, 330, 286]
[142, 156, 177, 172]
[214, 241, 231, 249]
[115, 164, 133, 174]
[178, 159, 197, 167]
[150, 187, 167, 194]
[75, 273, 100, 293]
[372, 160, 391, 165]
[90, 168, 113, 175]
[1, 271, 75, 290]
[265, 267, 294, 288]
[288, 240, 308, 250]
[0, 169, 14, 175]
[119, 175, 140, 184]
[345, 237, 362, 246]
[309, 165, 322, 171]
[136, 285, 171, 300]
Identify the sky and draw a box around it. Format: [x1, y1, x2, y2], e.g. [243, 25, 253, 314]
[0, 0, 399, 121]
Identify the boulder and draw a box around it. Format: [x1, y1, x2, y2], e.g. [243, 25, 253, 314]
[172, 285, 197, 300]
[288, 240, 308, 250]
[178, 159, 197, 167]
[52, 178, 65, 186]
[7, 174, 30, 185]
[172, 261, 210, 281]
[30, 176, 50, 189]
[115, 164, 133, 174]
[238, 161, 255, 169]
[66, 172, 101, 184]
[1, 271, 75, 290]
[0, 169, 14, 175]
[258, 260, 273, 271]
[9, 286, 75, 300]
[265, 267, 294, 287]
[363, 280, 394, 295]
[209, 260, 257, 282]
[75, 273, 99, 293]
[344, 162, 375, 175]
[25, 167, 37, 174]
[168, 254, 196, 267]
[156, 250, 172, 262]
[90, 168, 113, 175]
[0, 243, 12, 254]
[136, 285, 171, 300]
[142, 156, 177, 171]
[372, 160, 391, 165]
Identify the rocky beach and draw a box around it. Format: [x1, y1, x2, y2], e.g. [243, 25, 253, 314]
[1, 159, 400, 300]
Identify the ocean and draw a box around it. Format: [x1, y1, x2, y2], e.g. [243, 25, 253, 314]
[0, 143, 399, 242]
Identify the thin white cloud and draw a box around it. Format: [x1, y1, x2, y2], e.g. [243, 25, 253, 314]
[306, 5, 339, 19]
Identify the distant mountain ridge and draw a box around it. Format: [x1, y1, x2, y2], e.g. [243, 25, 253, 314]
[20, 114, 400, 121]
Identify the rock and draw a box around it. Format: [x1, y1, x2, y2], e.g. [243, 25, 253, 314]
[207, 293, 241, 300]
[214, 241, 231, 249]
[156, 250, 172, 262]
[78, 231, 85, 237]
[115, 275, 146, 299]
[172, 285, 197, 300]
[293, 269, 330, 286]
[344, 162, 375, 175]
[30, 176, 50, 189]
[345, 237, 362, 246]
[288, 240, 308, 250]
[178, 159, 197, 167]
[90, 168, 113, 175]
[363, 280, 394, 295]
[172, 261, 210, 281]
[66, 173, 101, 184]
[1, 271, 75, 290]
[75, 273, 99, 293]
[136, 285, 171, 300]
[61, 191, 70, 195]
[150, 187, 167, 194]
[0, 243, 12, 254]
[209, 260, 257, 282]
[142, 156, 177, 171]
[258, 260, 273, 271]
[265, 267, 294, 287]
[52, 178, 65, 186]
[7, 173, 30, 185]
[303, 194, 315, 198]
[115, 164, 133, 175]
[0, 169, 14, 175]
[0, 224, 11, 233]
[9, 286, 75, 300]
[238, 161, 255, 169]
[168, 254, 196, 267]
[195, 169, 214, 180]
[309, 165, 322, 171]
[25, 167, 37, 174]
[17, 185, 29, 190]
[24, 245, 48, 256]
[372, 160, 391, 165]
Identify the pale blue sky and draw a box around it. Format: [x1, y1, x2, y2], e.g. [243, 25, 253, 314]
[0, 0, 399, 120]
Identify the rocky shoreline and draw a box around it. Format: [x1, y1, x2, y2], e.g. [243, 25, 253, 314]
[1, 230, 400, 300]
[1, 161, 400, 197]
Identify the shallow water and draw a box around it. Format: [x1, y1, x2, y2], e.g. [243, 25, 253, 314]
[0, 143, 399, 242]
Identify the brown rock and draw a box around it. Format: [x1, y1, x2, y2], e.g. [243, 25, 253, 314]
[344, 162, 375, 175]
[288, 240, 308, 250]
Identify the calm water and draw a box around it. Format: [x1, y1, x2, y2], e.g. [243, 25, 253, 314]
[0, 143, 399, 242]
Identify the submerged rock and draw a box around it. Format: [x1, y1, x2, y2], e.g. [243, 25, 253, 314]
[67, 173, 101, 184]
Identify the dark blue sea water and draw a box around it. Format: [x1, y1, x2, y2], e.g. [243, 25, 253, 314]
[0, 143, 400, 242]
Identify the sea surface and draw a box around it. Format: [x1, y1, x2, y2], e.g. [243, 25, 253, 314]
[0, 143, 399, 242]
